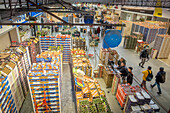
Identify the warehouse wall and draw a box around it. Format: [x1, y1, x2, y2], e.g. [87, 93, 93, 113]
[64, 0, 113, 3]
[9, 28, 19, 42]
[0, 33, 11, 51]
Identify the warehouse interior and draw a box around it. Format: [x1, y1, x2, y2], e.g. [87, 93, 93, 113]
[0, 0, 170, 113]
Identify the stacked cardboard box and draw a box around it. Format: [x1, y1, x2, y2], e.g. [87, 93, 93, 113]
[123, 35, 137, 49]
[132, 22, 167, 44]
[28, 51, 62, 113]
[153, 34, 170, 59]
[0, 61, 25, 112]
[103, 66, 114, 88]
[0, 75, 17, 113]
[99, 48, 119, 66]
[111, 73, 121, 95]
[10, 53, 29, 97]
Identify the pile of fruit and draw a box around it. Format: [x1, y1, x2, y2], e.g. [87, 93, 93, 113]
[80, 105, 88, 113]
[79, 98, 109, 113]
[88, 104, 97, 113]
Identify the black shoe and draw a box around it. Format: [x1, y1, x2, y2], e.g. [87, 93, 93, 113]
[139, 63, 141, 66]
[150, 84, 153, 88]
[141, 66, 144, 68]
[157, 92, 161, 95]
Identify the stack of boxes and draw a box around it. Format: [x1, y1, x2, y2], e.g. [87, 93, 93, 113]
[28, 51, 62, 113]
[40, 36, 56, 52]
[71, 49, 92, 77]
[72, 57, 92, 77]
[111, 74, 121, 95]
[0, 61, 25, 112]
[72, 37, 86, 50]
[123, 35, 137, 49]
[103, 66, 114, 88]
[39, 35, 71, 63]
[99, 48, 119, 66]
[153, 34, 170, 59]
[0, 76, 17, 113]
[116, 84, 142, 108]
[124, 92, 160, 113]
[10, 53, 29, 97]
[131, 22, 167, 44]
[56, 35, 71, 63]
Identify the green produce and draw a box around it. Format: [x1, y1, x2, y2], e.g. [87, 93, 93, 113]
[93, 98, 102, 104]
[80, 100, 89, 106]
[80, 106, 88, 113]
[88, 104, 97, 113]
[97, 104, 106, 113]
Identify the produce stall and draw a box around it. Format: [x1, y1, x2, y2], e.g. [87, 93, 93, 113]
[73, 68, 111, 113]
[71, 49, 92, 77]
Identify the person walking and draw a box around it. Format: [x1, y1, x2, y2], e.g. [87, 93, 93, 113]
[139, 49, 149, 68]
[141, 66, 152, 90]
[151, 67, 166, 95]
[127, 67, 133, 85]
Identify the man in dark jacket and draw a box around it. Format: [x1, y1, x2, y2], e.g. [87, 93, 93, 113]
[127, 67, 133, 85]
[117, 62, 128, 83]
[118, 57, 126, 67]
[139, 49, 149, 68]
[150, 67, 166, 95]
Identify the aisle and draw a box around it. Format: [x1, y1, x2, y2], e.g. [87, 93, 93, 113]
[20, 91, 33, 113]
[61, 64, 76, 113]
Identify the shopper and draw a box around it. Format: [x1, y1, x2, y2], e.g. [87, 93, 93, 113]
[97, 27, 100, 37]
[117, 62, 128, 83]
[139, 49, 149, 68]
[151, 67, 166, 95]
[141, 66, 152, 90]
[127, 67, 133, 85]
[118, 57, 126, 67]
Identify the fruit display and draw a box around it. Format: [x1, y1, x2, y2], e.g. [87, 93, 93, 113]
[97, 104, 106, 113]
[93, 98, 102, 104]
[71, 48, 86, 56]
[80, 105, 88, 113]
[88, 104, 97, 113]
[80, 100, 89, 106]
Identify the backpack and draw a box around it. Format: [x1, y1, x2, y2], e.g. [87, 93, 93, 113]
[140, 50, 148, 58]
[146, 70, 153, 81]
[159, 72, 166, 83]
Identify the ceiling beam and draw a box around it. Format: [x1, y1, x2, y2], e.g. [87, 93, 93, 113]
[25, 0, 69, 24]
[0, 22, 126, 27]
